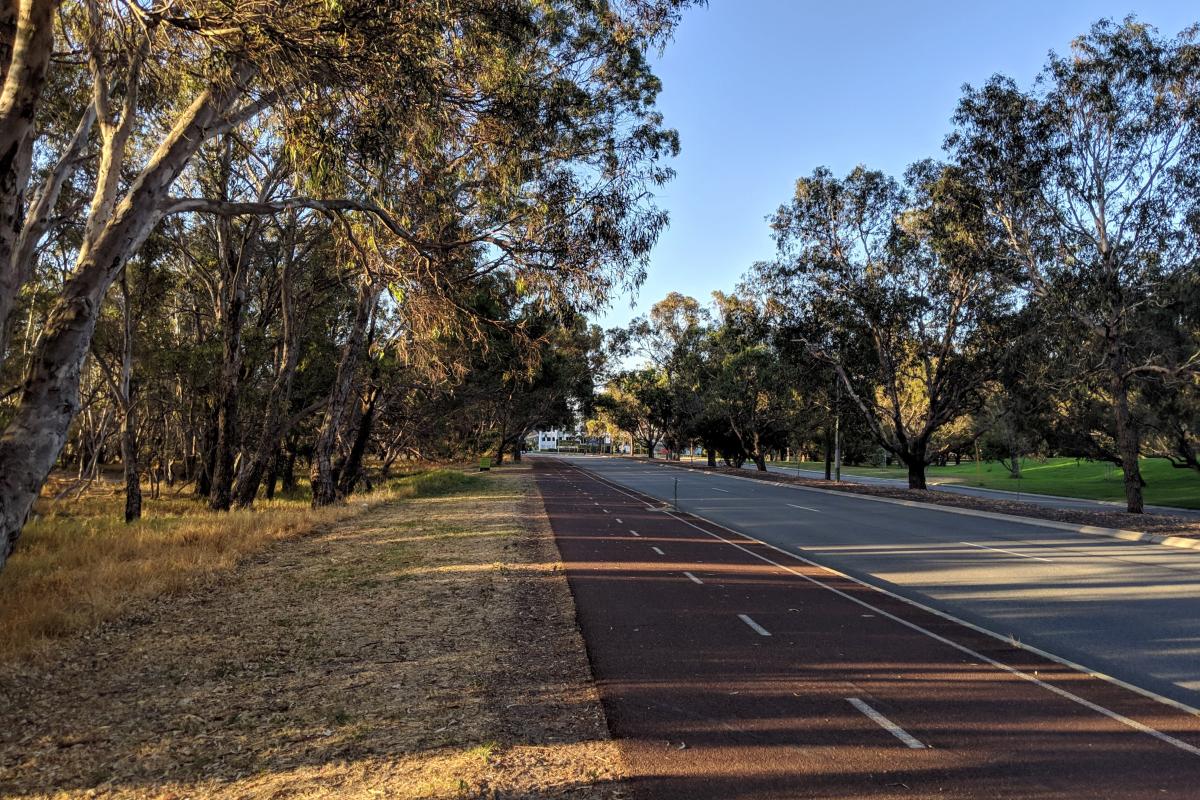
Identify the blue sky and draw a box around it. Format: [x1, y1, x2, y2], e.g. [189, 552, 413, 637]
[598, 1, 1199, 330]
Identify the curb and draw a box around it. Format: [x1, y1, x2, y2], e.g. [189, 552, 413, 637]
[632, 457, 1200, 553]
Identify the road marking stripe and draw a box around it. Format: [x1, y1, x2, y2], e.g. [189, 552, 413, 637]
[629, 529, 640, 536]
[738, 613, 771, 636]
[846, 698, 926, 749]
[712, 487, 730, 493]
[683, 571, 704, 584]
[787, 503, 820, 512]
[602, 509, 609, 513]
[962, 541, 1052, 562]
[557, 461, 1200, 755]
[615, 518, 622, 524]
[651, 546, 665, 555]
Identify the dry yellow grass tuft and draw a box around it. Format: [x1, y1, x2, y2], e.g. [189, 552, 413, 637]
[0, 470, 463, 663]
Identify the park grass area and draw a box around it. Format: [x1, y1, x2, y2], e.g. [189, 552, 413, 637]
[773, 457, 1200, 509]
[0, 463, 621, 798]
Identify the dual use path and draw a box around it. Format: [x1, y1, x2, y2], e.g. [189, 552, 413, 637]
[534, 456, 1200, 798]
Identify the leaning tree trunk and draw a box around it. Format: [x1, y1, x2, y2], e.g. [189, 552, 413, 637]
[118, 271, 141, 522]
[233, 244, 301, 508]
[336, 389, 377, 498]
[310, 277, 378, 507]
[0, 0, 58, 359]
[0, 71, 249, 572]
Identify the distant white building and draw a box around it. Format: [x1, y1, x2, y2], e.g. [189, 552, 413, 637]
[536, 429, 562, 450]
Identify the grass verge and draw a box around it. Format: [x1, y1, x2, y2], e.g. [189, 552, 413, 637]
[774, 457, 1200, 509]
[0, 464, 621, 798]
[0, 469, 474, 664]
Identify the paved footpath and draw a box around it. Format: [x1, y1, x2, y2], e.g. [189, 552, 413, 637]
[534, 458, 1200, 799]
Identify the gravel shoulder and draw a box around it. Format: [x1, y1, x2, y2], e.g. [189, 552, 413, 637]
[0, 465, 623, 799]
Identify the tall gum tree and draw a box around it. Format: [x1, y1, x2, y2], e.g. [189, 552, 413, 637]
[948, 19, 1200, 513]
[759, 163, 1015, 490]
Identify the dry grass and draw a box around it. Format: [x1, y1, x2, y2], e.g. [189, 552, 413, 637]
[0, 469, 475, 663]
[0, 464, 623, 799]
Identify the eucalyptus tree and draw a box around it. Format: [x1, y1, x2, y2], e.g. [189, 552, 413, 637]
[948, 18, 1200, 511]
[703, 292, 793, 471]
[598, 368, 672, 457]
[0, 1, 694, 569]
[761, 163, 1015, 489]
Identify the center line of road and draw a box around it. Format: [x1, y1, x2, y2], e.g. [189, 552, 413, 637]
[786, 503, 820, 512]
[737, 613, 771, 636]
[846, 698, 926, 749]
[712, 487, 730, 493]
[683, 571, 704, 584]
[962, 541, 1053, 563]
[651, 546, 665, 555]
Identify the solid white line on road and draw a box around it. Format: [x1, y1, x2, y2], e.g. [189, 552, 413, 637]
[712, 487, 730, 493]
[630, 530, 640, 536]
[846, 697, 926, 749]
[738, 613, 771, 636]
[787, 503, 821, 512]
[651, 546, 665, 555]
[962, 541, 1052, 563]
[683, 571, 704, 584]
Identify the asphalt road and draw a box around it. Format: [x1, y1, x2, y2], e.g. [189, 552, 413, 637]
[546, 454, 1200, 711]
[533, 457, 1200, 797]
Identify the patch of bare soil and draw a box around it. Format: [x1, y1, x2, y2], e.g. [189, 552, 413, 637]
[0, 466, 623, 799]
[648, 460, 1200, 539]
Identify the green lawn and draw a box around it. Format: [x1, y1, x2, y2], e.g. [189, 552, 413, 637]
[769, 457, 1200, 509]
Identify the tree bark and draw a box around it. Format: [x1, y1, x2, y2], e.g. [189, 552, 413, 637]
[1110, 362, 1144, 513]
[118, 271, 140, 522]
[310, 276, 377, 507]
[208, 229, 249, 510]
[906, 458, 927, 490]
[0, 0, 58, 360]
[336, 389, 377, 498]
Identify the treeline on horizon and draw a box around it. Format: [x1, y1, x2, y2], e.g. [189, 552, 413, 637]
[594, 17, 1200, 515]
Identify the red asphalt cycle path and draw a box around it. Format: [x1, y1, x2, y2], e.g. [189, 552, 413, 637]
[533, 457, 1200, 799]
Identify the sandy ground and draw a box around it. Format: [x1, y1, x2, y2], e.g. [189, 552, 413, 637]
[0, 466, 624, 799]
